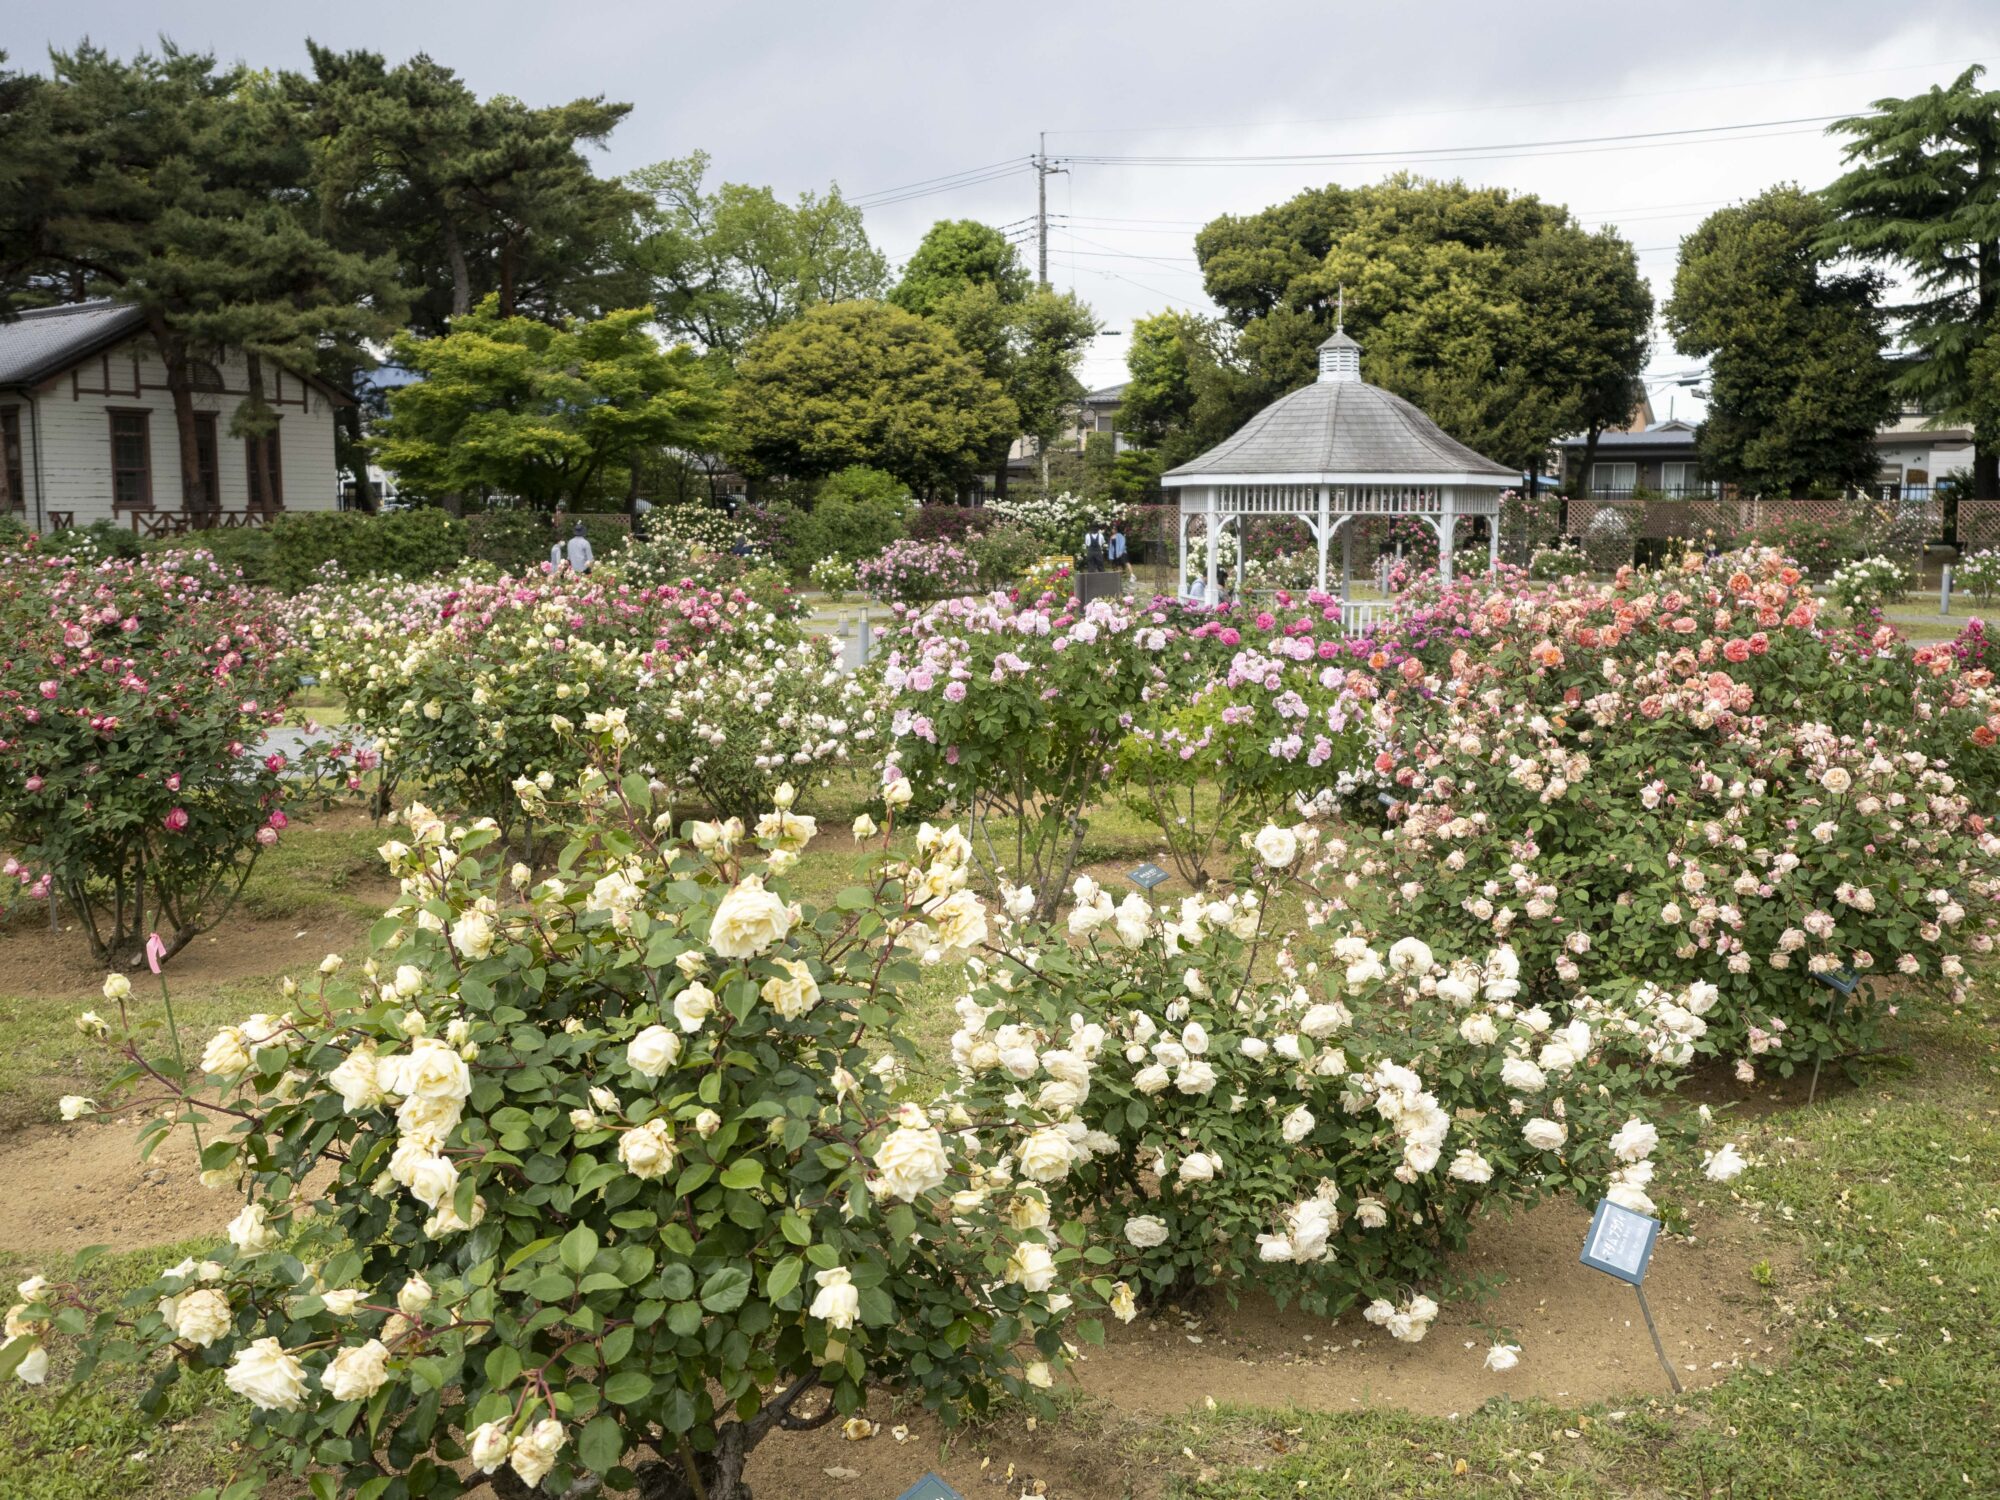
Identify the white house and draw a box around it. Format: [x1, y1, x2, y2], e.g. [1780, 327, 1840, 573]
[0, 301, 346, 535]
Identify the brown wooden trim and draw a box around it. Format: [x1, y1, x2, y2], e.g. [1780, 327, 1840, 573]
[106, 406, 154, 511]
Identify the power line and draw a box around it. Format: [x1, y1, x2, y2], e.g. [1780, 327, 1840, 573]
[852, 164, 1035, 211]
[1057, 114, 1845, 167]
[1042, 55, 1991, 138]
[849, 156, 1030, 207]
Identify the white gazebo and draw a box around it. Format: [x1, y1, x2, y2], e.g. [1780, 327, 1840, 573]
[1164, 323, 1517, 632]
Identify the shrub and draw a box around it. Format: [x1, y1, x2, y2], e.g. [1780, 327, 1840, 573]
[953, 876, 1714, 1321]
[30, 777, 1086, 1500]
[48, 519, 144, 564]
[1824, 554, 1906, 617]
[808, 556, 856, 599]
[464, 511, 628, 575]
[986, 491, 1123, 552]
[964, 522, 1043, 589]
[907, 504, 989, 545]
[270, 508, 468, 590]
[1528, 540, 1585, 581]
[1734, 511, 1870, 575]
[635, 636, 881, 819]
[854, 538, 981, 604]
[146, 524, 276, 584]
[1956, 547, 2000, 604]
[0, 551, 347, 963]
[1580, 505, 1634, 571]
[769, 467, 911, 573]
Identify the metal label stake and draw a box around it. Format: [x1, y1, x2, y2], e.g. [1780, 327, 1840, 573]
[1808, 966, 1861, 1106]
[1579, 1199, 1682, 1394]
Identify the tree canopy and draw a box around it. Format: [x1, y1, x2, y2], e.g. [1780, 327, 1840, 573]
[1189, 175, 1652, 473]
[1668, 186, 1894, 498]
[1821, 64, 2000, 498]
[725, 300, 1016, 494]
[378, 301, 718, 509]
[1119, 310, 1258, 469]
[888, 219, 1031, 318]
[630, 152, 887, 360]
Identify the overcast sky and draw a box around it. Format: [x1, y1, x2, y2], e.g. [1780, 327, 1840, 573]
[17, 3, 2000, 415]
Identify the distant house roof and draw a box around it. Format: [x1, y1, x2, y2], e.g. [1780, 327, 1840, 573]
[0, 300, 147, 388]
[1556, 420, 1698, 451]
[1082, 382, 1126, 406]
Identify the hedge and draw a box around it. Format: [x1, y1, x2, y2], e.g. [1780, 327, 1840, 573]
[267, 508, 468, 590]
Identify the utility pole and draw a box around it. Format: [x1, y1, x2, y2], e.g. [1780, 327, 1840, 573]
[1036, 131, 1049, 288]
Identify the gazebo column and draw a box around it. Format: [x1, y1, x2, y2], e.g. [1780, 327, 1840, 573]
[1177, 506, 1191, 596]
[1340, 518, 1353, 600]
[1232, 517, 1245, 599]
[1315, 488, 1330, 593]
[1487, 508, 1500, 574]
[1204, 501, 1218, 605]
[1437, 510, 1457, 587]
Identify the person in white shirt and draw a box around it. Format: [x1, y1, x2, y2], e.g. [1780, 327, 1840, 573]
[565, 522, 594, 573]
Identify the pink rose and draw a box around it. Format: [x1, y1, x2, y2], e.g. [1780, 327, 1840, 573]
[166, 774, 181, 791]
[256, 826, 278, 847]
[38, 680, 58, 699]
[163, 807, 190, 832]
[24, 776, 43, 793]
[267, 809, 288, 829]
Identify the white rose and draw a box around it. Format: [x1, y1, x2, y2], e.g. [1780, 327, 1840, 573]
[1005, 1241, 1057, 1293]
[395, 1039, 473, 1102]
[1281, 1105, 1316, 1144]
[874, 1124, 950, 1201]
[1500, 1057, 1546, 1093]
[201, 1028, 252, 1080]
[227, 1203, 278, 1255]
[224, 1336, 308, 1411]
[709, 875, 793, 958]
[58, 1095, 95, 1121]
[510, 1418, 567, 1487]
[449, 910, 495, 960]
[1522, 1117, 1567, 1151]
[1239, 1036, 1270, 1060]
[626, 1025, 683, 1079]
[1018, 1128, 1075, 1184]
[470, 1420, 513, 1473]
[929, 889, 990, 954]
[760, 958, 821, 1021]
[13, 1344, 49, 1384]
[672, 982, 716, 1032]
[405, 1153, 459, 1210]
[320, 1288, 364, 1317]
[1703, 1143, 1747, 1182]
[1609, 1118, 1659, 1162]
[1177, 1152, 1217, 1183]
[1132, 1063, 1170, 1096]
[809, 1267, 860, 1330]
[619, 1119, 677, 1180]
[1175, 1059, 1219, 1095]
[1253, 825, 1299, 868]
[1387, 937, 1434, 973]
[1459, 1013, 1499, 1046]
[102, 973, 132, 1002]
[328, 1047, 385, 1113]
[1123, 1214, 1169, 1249]
[397, 1273, 432, 1318]
[1447, 1149, 1493, 1184]
[172, 1287, 233, 1346]
[324, 1338, 392, 1401]
[1484, 1342, 1521, 1372]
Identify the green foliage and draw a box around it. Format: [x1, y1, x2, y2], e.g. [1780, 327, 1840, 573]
[964, 523, 1044, 588]
[726, 301, 1017, 494]
[268, 509, 468, 589]
[381, 301, 719, 510]
[889, 219, 1031, 316]
[48, 520, 144, 563]
[1668, 186, 1895, 497]
[767, 466, 911, 572]
[630, 151, 888, 357]
[1825, 554, 1909, 616]
[145, 525, 277, 584]
[1733, 510, 1872, 573]
[1192, 175, 1653, 472]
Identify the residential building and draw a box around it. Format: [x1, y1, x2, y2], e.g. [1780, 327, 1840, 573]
[0, 300, 347, 534]
[1555, 419, 1713, 497]
[1002, 381, 1129, 488]
[1871, 408, 1973, 496]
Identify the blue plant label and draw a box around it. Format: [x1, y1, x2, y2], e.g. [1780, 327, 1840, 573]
[1815, 966, 1861, 997]
[1578, 1199, 1660, 1286]
[1128, 862, 1169, 890]
[895, 1477, 965, 1500]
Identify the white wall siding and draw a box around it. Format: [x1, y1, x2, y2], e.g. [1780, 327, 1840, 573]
[22, 337, 341, 530]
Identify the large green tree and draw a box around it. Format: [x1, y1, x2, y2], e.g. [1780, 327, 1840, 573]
[378, 301, 717, 509]
[1190, 175, 1652, 477]
[890, 220, 1097, 493]
[284, 44, 644, 335]
[6, 44, 400, 514]
[1667, 186, 1894, 498]
[1821, 65, 2000, 506]
[725, 300, 1016, 495]
[630, 152, 887, 359]
[1119, 310, 1260, 469]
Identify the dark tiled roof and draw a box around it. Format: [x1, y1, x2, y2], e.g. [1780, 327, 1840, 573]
[1166, 378, 1516, 479]
[1557, 425, 1699, 451]
[0, 301, 147, 387]
[1082, 382, 1127, 405]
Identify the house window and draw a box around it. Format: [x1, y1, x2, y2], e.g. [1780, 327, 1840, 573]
[1590, 462, 1637, 494]
[245, 422, 283, 510]
[109, 409, 152, 509]
[193, 413, 220, 510]
[1660, 461, 1705, 495]
[1, 407, 21, 511]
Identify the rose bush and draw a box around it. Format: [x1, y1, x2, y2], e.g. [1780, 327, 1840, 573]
[945, 848, 1737, 1328]
[1347, 551, 2000, 1079]
[22, 763, 1091, 1500]
[854, 539, 983, 605]
[0, 549, 349, 964]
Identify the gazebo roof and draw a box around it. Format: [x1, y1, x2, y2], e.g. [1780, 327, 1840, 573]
[1162, 326, 1516, 485]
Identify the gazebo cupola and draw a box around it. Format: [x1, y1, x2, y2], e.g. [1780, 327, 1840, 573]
[1162, 316, 1517, 627]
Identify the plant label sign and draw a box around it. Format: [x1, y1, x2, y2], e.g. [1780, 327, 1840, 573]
[1814, 965, 1862, 997]
[1127, 862, 1170, 891]
[1578, 1199, 1660, 1286]
[895, 1476, 965, 1500]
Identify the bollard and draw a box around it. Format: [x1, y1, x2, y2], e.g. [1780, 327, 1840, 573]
[1941, 563, 1953, 617]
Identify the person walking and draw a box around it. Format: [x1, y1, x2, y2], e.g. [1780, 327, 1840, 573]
[1109, 524, 1129, 568]
[566, 521, 595, 574]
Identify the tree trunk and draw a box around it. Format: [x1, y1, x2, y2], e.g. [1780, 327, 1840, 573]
[147, 317, 208, 519]
[1570, 426, 1604, 539]
[442, 213, 473, 319]
[340, 403, 376, 512]
[243, 354, 277, 516]
[499, 234, 517, 319]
